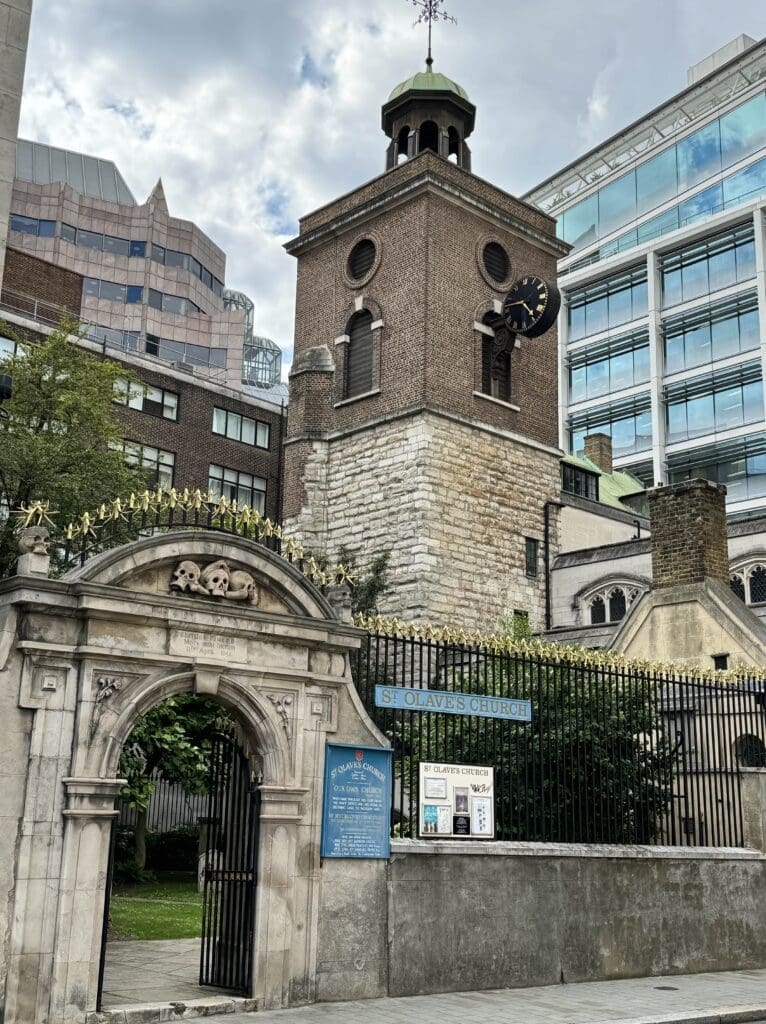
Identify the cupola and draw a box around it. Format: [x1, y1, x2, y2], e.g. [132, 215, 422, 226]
[382, 63, 476, 171]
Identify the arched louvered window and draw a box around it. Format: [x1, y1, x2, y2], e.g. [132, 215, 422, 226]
[346, 310, 374, 398]
[480, 312, 511, 403]
[609, 588, 627, 622]
[730, 575, 746, 602]
[590, 596, 606, 625]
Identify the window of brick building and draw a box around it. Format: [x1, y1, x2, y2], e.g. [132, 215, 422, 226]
[346, 311, 374, 398]
[524, 538, 539, 578]
[212, 407, 270, 448]
[480, 313, 511, 402]
[115, 379, 178, 419]
[116, 441, 175, 489]
[208, 465, 266, 514]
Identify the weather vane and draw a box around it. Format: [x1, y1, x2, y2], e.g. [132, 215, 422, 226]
[410, 0, 456, 69]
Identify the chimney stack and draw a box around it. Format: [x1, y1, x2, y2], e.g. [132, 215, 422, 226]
[584, 433, 613, 474]
[647, 479, 729, 589]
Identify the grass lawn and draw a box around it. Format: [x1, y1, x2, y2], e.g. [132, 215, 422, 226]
[110, 872, 202, 940]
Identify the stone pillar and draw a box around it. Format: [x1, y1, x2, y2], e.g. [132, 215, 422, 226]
[741, 768, 766, 853]
[647, 479, 729, 589]
[47, 779, 124, 1024]
[583, 432, 613, 474]
[283, 345, 334, 528]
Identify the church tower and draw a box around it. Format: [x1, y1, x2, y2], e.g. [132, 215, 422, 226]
[283, 64, 569, 630]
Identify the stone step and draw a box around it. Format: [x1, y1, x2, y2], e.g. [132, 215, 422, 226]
[85, 995, 258, 1023]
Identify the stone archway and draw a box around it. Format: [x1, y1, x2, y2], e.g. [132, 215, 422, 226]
[0, 531, 387, 1024]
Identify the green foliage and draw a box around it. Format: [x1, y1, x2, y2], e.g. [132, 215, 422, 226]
[375, 655, 673, 844]
[146, 826, 200, 872]
[119, 695, 225, 811]
[337, 546, 390, 615]
[0, 319, 146, 577]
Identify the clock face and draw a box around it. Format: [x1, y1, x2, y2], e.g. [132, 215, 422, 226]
[502, 276, 561, 338]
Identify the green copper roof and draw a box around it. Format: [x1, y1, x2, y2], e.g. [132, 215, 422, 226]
[387, 69, 470, 103]
[562, 454, 645, 512]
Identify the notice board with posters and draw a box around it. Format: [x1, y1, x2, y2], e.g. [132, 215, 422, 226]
[418, 762, 495, 839]
[321, 743, 392, 858]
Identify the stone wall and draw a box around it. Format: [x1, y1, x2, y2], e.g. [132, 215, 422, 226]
[317, 840, 766, 1002]
[285, 409, 560, 630]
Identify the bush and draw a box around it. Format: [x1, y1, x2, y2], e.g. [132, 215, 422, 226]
[146, 825, 200, 872]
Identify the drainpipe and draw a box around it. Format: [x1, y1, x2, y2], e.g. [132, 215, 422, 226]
[275, 398, 286, 525]
[543, 500, 560, 632]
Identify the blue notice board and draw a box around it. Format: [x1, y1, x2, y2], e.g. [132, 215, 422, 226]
[321, 743, 392, 859]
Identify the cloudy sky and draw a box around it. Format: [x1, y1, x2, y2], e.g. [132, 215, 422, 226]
[18, 0, 766, 372]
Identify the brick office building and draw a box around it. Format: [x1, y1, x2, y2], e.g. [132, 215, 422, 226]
[1, 247, 285, 519]
[283, 66, 569, 629]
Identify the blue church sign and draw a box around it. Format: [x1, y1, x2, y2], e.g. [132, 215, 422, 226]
[375, 684, 532, 722]
[321, 743, 393, 859]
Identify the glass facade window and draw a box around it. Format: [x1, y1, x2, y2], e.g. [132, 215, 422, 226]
[208, 465, 266, 514]
[666, 371, 763, 443]
[212, 407, 270, 448]
[130, 240, 146, 258]
[60, 223, 76, 243]
[561, 462, 599, 500]
[150, 241, 224, 296]
[570, 403, 652, 459]
[118, 441, 174, 489]
[668, 437, 766, 502]
[85, 324, 140, 352]
[556, 90, 766, 253]
[145, 334, 226, 371]
[664, 298, 759, 374]
[525, 538, 539, 578]
[10, 214, 56, 237]
[569, 334, 650, 403]
[568, 268, 647, 341]
[661, 225, 755, 308]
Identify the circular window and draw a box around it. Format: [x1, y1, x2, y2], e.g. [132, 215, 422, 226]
[348, 239, 377, 281]
[482, 242, 509, 284]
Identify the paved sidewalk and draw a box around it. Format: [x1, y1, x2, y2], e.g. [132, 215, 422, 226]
[226, 968, 766, 1024]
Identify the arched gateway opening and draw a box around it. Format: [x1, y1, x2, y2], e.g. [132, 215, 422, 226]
[0, 529, 388, 1024]
[99, 696, 261, 1010]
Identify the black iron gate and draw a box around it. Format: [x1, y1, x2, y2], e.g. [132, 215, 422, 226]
[200, 729, 260, 994]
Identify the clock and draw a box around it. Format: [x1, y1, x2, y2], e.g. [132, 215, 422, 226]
[502, 275, 561, 338]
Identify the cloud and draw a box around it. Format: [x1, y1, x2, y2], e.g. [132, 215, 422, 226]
[18, 0, 766, 374]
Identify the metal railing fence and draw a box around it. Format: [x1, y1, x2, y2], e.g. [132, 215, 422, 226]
[352, 630, 766, 847]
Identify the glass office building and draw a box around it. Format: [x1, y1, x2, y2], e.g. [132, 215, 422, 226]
[524, 35, 766, 515]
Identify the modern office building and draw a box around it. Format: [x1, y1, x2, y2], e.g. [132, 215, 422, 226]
[0, 1, 32, 289]
[6, 138, 285, 396]
[525, 34, 766, 517]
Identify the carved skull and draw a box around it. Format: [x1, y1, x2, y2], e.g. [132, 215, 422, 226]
[201, 560, 230, 597]
[171, 560, 203, 593]
[18, 526, 50, 556]
[226, 569, 258, 603]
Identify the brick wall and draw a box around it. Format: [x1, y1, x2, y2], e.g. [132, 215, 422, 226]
[2, 246, 82, 316]
[113, 364, 284, 520]
[648, 479, 729, 589]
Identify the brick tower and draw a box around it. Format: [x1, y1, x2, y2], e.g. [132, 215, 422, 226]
[283, 66, 569, 629]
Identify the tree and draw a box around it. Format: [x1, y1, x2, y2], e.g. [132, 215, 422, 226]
[119, 694, 227, 870]
[0, 319, 145, 577]
[337, 545, 390, 615]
